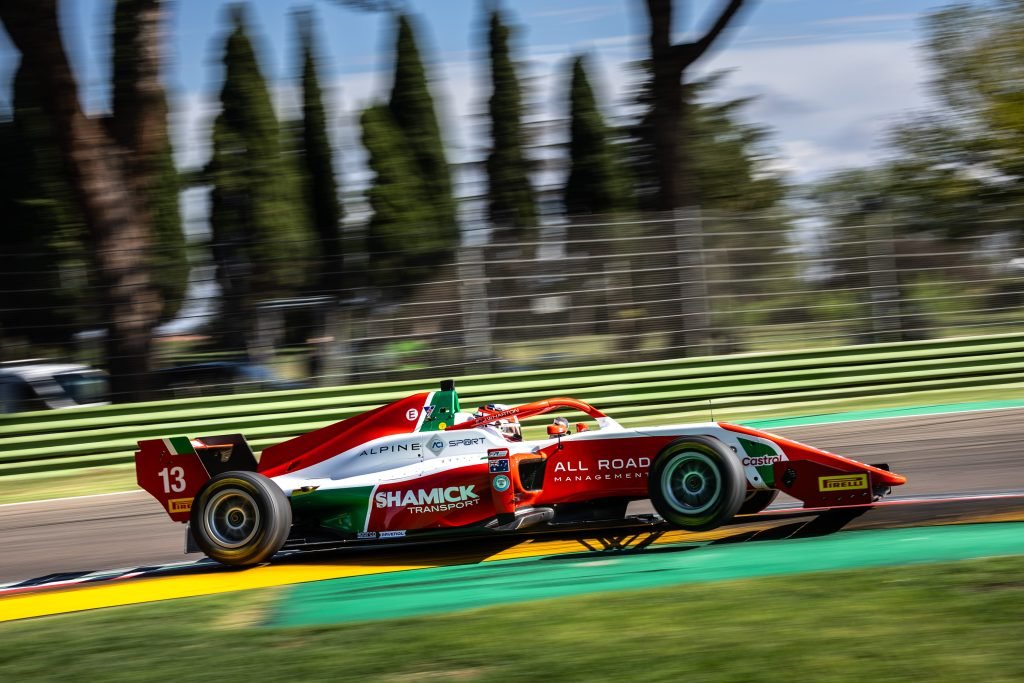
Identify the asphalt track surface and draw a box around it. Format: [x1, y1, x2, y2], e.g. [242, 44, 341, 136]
[1, 407, 1022, 584]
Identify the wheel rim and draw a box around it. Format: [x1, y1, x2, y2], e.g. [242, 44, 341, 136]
[661, 450, 722, 515]
[203, 488, 260, 549]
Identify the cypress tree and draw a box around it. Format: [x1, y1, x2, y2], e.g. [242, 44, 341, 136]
[564, 55, 630, 216]
[387, 14, 457, 243]
[361, 104, 452, 292]
[485, 7, 537, 243]
[0, 64, 95, 347]
[360, 13, 457, 298]
[294, 8, 344, 294]
[110, 0, 187, 323]
[208, 5, 313, 305]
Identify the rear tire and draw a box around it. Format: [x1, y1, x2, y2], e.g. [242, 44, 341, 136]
[648, 436, 745, 531]
[738, 489, 779, 515]
[190, 471, 291, 566]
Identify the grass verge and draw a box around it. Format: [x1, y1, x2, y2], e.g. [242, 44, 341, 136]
[0, 465, 137, 505]
[2, 556, 1023, 682]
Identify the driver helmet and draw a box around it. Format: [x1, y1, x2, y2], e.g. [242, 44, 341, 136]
[474, 403, 522, 442]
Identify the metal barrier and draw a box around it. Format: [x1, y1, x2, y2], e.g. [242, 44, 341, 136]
[1, 332, 1022, 476]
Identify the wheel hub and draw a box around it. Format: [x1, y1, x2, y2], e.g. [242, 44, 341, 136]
[204, 489, 260, 549]
[661, 450, 723, 515]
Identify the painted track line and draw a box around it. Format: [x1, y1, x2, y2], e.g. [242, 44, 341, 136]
[744, 400, 1024, 430]
[0, 490, 140, 509]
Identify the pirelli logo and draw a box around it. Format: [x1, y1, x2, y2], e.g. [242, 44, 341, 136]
[167, 497, 193, 514]
[818, 474, 868, 492]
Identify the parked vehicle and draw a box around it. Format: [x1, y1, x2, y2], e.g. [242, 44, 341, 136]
[0, 361, 109, 414]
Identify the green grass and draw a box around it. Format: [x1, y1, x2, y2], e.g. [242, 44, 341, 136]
[2, 556, 1024, 682]
[0, 464, 137, 505]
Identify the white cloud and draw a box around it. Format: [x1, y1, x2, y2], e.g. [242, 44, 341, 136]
[695, 36, 931, 182]
[528, 5, 619, 24]
[814, 14, 918, 27]
[170, 32, 932, 204]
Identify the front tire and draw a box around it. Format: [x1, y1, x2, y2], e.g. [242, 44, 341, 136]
[648, 436, 745, 531]
[190, 471, 292, 566]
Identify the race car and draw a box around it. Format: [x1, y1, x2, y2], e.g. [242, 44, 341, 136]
[135, 380, 906, 566]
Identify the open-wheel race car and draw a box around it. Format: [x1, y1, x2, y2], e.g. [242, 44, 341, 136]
[136, 380, 907, 566]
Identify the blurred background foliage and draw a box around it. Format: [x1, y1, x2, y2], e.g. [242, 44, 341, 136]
[0, 0, 1022, 402]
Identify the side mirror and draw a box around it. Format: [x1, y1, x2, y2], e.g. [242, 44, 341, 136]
[547, 424, 567, 437]
[575, 423, 589, 433]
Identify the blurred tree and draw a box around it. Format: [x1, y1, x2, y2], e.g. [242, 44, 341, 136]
[485, 6, 537, 248]
[207, 6, 314, 320]
[807, 168, 962, 343]
[387, 14, 457, 243]
[803, 2, 1024, 342]
[644, 0, 749, 210]
[684, 76, 786, 213]
[294, 8, 345, 295]
[876, 1, 1024, 236]
[361, 104, 443, 290]
[0, 65, 96, 349]
[360, 14, 457, 297]
[622, 68, 792, 352]
[0, 0, 167, 400]
[110, 0, 188, 323]
[564, 55, 631, 217]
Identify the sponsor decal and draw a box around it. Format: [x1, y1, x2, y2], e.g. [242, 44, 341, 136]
[738, 438, 782, 462]
[448, 437, 486, 448]
[493, 474, 511, 492]
[818, 474, 868, 491]
[742, 455, 783, 466]
[488, 448, 510, 459]
[358, 442, 423, 457]
[379, 530, 407, 538]
[162, 436, 197, 456]
[406, 409, 419, 421]
[167, 497, 192, 514]
[374, 485, 481, 514]
[356, 531, 378, 539]
[479, 406, 520, 423]
[427, 436, 446, 455]
[552, 457, 651, 483]
[489, 458, 510, 474]
[424, 405, 435, 419]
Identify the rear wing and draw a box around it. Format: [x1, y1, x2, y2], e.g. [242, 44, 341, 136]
[135, 434, 258, 522]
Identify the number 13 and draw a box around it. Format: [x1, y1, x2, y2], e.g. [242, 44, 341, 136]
[158, 466, 186, 493]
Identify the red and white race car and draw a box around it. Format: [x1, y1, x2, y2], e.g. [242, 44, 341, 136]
[136, 380, 906, 566]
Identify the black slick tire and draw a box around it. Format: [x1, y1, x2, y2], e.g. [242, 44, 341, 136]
[190, 471, 292, 566]
[648, 435, 745, 531]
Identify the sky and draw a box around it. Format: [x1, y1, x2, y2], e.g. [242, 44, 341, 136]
[0, 0, 961, 193]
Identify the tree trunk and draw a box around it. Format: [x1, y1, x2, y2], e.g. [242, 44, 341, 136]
[644, 0, 747, 357]
[0, 1, 162, 401]
[644, 0, 746, 210]
[646, 0, 685, 210]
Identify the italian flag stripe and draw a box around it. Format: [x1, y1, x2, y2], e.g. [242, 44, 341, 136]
[163, 436, 196, 456]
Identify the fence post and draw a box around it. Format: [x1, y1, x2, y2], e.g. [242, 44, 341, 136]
[314, 305, 351, 388]
[675, 207, 711, 355]
[458, 246, 494, 374]
[866, 211, 903, 343]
